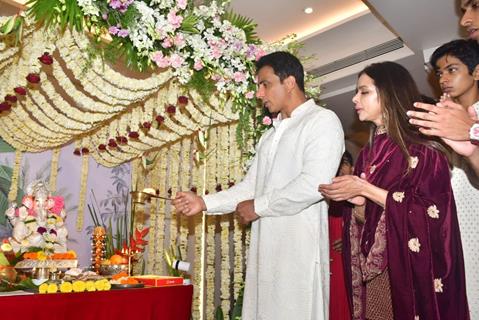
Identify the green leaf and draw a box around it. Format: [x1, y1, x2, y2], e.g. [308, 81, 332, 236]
[222, 10, 259, 44]
[0, 252, 9, 266]
[180, 14, 199, 34]
[0, 16, 16, 35]
[214, 306, 224, 320]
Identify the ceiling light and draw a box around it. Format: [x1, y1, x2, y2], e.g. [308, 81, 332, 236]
[304, 7, 313, 14]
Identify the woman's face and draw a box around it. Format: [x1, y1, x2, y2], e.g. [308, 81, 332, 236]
[352, 74, 383, 126]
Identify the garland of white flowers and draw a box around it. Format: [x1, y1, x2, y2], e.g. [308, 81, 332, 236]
[76, 150, 89, 231]
[7, 150, 22, 203]
[49, 148, 61, 193]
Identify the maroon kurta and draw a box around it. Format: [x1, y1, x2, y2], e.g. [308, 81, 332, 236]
[343, 134, 469, 319]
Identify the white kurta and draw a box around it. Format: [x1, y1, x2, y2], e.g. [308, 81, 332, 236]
[204, 99, 345, 320]
[451, 166, 479, 319]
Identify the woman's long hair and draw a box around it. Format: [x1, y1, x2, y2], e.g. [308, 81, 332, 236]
[359, 62, 448, 167]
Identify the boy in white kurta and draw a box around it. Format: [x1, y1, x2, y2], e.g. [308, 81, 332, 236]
[174, 52, 344, 320]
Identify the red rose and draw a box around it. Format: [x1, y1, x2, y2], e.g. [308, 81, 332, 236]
[81, 147, 89, 155]
[166, 105, 176, 114]
[190, 186, 197, 193]
[73, 148, 81, 156]
[177, 96, 188, 105]
[128, 131, 139, 139]
[142, 122, 151, 129]
[14, 87, 27, 95]
[0, 102, 11, 111]
[26, 73, 40, 84]
[38, 52, 54, 65]
[155, 115, 165, 124]
[228, 181, 235, 188]
[215, 184, 222, 192]
[116, 136, 127, 145]
[4, 95, 17, 103]
[108, 139, 118, 148]
[98, 144, 107, 151]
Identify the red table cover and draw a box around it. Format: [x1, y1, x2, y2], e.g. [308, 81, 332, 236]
[0, 285, 193, 320]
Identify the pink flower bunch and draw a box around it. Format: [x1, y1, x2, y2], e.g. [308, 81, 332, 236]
[109, 0, 134, 13]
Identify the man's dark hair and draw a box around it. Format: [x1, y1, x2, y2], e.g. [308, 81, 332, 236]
[430, 39, 479, 74]
[256, 51, 305, 92]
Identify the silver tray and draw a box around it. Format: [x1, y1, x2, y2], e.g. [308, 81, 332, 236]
[110, 283, 144, 289]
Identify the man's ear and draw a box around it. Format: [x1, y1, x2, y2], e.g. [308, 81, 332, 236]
[284, 75, 297, 92]
[473, 65, 479, 81]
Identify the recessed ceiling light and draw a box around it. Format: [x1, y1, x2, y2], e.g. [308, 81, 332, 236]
[304, 7, 313, 14]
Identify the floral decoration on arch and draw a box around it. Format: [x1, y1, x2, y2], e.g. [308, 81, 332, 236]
[26, 0, 265, 149]
[0, 0, 319, 165]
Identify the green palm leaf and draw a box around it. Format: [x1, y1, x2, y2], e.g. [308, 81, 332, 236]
[27, 0, 84, 32]
[222, 10, 259, 44]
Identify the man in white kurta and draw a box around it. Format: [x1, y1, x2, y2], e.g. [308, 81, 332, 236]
[173, 52, 344, 319]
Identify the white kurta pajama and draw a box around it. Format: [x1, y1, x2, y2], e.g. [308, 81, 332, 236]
[204, 99, 344, 320]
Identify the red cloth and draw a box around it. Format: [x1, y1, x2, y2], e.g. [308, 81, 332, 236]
[0, 285, 193, 320]
[329, 205, 351, 320]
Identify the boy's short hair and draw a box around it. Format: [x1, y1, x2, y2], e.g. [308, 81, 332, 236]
[430, 39, 479, 74]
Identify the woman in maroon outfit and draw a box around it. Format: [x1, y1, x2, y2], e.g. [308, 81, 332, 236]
[319, 62, 469, 320]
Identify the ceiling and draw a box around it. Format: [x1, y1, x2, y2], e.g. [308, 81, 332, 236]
[0, 0, 466, 153]
[232, 0, 464, 152]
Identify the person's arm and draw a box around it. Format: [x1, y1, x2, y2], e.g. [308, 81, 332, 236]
[407, 100, 475, 141]
[319, 174, 387, 207]
[254, 110, 345, 217]
[467, 147, 479, 177]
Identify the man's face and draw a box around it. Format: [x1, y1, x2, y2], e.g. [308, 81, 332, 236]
[435, 55, 477, 100]
[461, 0, 479, 41]
[255, 66, 288, 114]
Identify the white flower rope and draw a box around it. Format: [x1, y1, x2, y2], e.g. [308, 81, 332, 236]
[7, 150, 23, 202]
[49, 148, 61, 193]
[76, 149, 90, 231]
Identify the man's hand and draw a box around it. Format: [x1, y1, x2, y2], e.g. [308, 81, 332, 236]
[407, 100, 475, 141]
[172, 191, 206, 216]
[235, 200, 259, 225]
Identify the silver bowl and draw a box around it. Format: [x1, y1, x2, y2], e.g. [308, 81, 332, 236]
[99, 264, 129, 276]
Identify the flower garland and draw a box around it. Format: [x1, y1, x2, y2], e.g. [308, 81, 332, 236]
[178, 137, 191, 251]
[76, 149, 90, 231]
[168, 144, 180, 247]
[49, 148, 61, 193]
[7, 150, 22, 203]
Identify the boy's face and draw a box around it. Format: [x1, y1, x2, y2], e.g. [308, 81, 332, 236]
[435, 55, 477, 99]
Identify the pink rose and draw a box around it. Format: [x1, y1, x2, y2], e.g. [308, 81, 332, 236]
[262, 116, 272, 126]
[151, 51, 170, 68]
[193, 59, 204, 71]
[167, 10, 183, 30]
[169, 53, 184, 68]
[233, 72, 247, 83]
[173, 34, 185, 47]
[176, 0, 187, 10]
[161, 38, 172, 48]
[245, 91, 255, 99]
